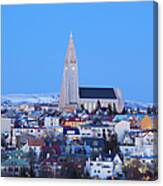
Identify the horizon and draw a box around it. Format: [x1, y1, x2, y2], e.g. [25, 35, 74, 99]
[2, 2, 155, 103]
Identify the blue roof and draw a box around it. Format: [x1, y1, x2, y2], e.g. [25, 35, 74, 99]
[79, 87, 116, 99]
[113, 115, 129, 122]
[126, 155, 158, 159]
[80, 123, 110, 128]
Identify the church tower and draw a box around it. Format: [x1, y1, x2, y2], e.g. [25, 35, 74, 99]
[59, 32, 79, 110]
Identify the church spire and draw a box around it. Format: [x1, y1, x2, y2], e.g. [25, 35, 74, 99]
[59, 32, 79, 110]
[65, 32, 76, 64]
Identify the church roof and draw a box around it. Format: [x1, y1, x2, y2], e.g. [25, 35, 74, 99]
[79, 87, 117, 99]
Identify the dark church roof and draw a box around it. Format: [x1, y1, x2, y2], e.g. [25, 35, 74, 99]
[79, 87, 117, 99]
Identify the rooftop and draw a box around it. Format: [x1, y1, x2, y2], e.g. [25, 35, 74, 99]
[79, 87, 117, 99]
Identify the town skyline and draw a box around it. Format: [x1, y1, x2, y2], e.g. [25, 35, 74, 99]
[2, 2, 154, 102]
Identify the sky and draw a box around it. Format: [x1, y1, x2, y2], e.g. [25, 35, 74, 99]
[1, 1, 156, 102]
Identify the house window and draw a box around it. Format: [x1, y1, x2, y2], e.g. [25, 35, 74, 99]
[15, 167, 19, 172]
[107, 170, 111, 173]
[9, 167, 13, 172]
[98, 170, 100, 173]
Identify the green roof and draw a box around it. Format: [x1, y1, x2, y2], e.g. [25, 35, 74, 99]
[2, 158, 29, 167]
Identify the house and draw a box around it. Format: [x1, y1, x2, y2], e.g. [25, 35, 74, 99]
[124, 155, 158, 167]
[44, 116, 60, 127]
[120, 130, 158, 157]
[82, 137, 107, 155]
[113, 115, 129, 122]
[79, 123, 112, 141]
[1, 118, 12, 135]
[113, 154, 123, 178]
[1, 155, 30, 177]
[63, 127, 80, 139]
[27, 137, 44, 157]
[61, 117, 86, 127]
[114, 120, 130, 142]
[12, 127, 46, 146]
[39, 157, 58, 178]
[85, 155, 114, 179]
[140, 115, 153, 130]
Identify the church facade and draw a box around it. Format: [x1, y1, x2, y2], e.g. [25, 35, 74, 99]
[59, 33, 124, 113]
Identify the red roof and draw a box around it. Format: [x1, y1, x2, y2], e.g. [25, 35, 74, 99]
[41, 157, 58, 165]
[42, 145, 61, 155]
[28, 138, 44, 146]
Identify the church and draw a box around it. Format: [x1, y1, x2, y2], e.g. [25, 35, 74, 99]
[59, 33, 124, 113]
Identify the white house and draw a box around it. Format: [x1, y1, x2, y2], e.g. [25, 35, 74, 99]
[12, 127, 46, 146]
[79, 123, 112, 141]
[114, 121, 130, 142]
[113, 154, 123, 177]
[85, 156, 114, 179]
[44, 116, 60, 127]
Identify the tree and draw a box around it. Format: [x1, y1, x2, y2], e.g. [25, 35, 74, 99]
[107, 104, 112, 115]
[80, 104, 85, 111]
[123, 159, 143, 180]
[147, 106, 152, 114]
[113, 103, 117, 115]
[96, 100, 101, 110]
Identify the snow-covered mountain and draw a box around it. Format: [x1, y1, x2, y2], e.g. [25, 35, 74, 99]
[1, 93, 153, 108]
[125, 100, 153, 109]
[1, 93, 59, 105]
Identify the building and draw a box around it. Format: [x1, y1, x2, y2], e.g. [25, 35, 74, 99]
[59, 32, 79, 110]
[44, 116, 60, 127]
[85, 155, 114, 179]
[79, 123, 113, 140]
[59, 33, 124, 113]
[1, 118, 12, 134]
[61, 117, 87, 127]
[79, 87, 124, 113]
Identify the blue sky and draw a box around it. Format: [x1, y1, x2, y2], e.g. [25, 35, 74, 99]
[2, 2, 156, 102]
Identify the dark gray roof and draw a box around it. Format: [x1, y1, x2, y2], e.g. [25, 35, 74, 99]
[79, 87, 117, 99]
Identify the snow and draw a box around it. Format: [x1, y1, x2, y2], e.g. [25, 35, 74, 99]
[1, 93, 59, 105]
[1, 93, 153, 108]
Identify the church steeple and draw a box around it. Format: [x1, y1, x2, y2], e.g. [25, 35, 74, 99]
[65, 32, 77, 64]
[59, 32, 79, 110]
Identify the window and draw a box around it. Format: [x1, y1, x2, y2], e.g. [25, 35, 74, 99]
[9, 167, 13, 172]
[15, 167, 19, 172]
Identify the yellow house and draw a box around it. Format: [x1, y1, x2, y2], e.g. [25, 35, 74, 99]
[140, 115, 152, 130]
